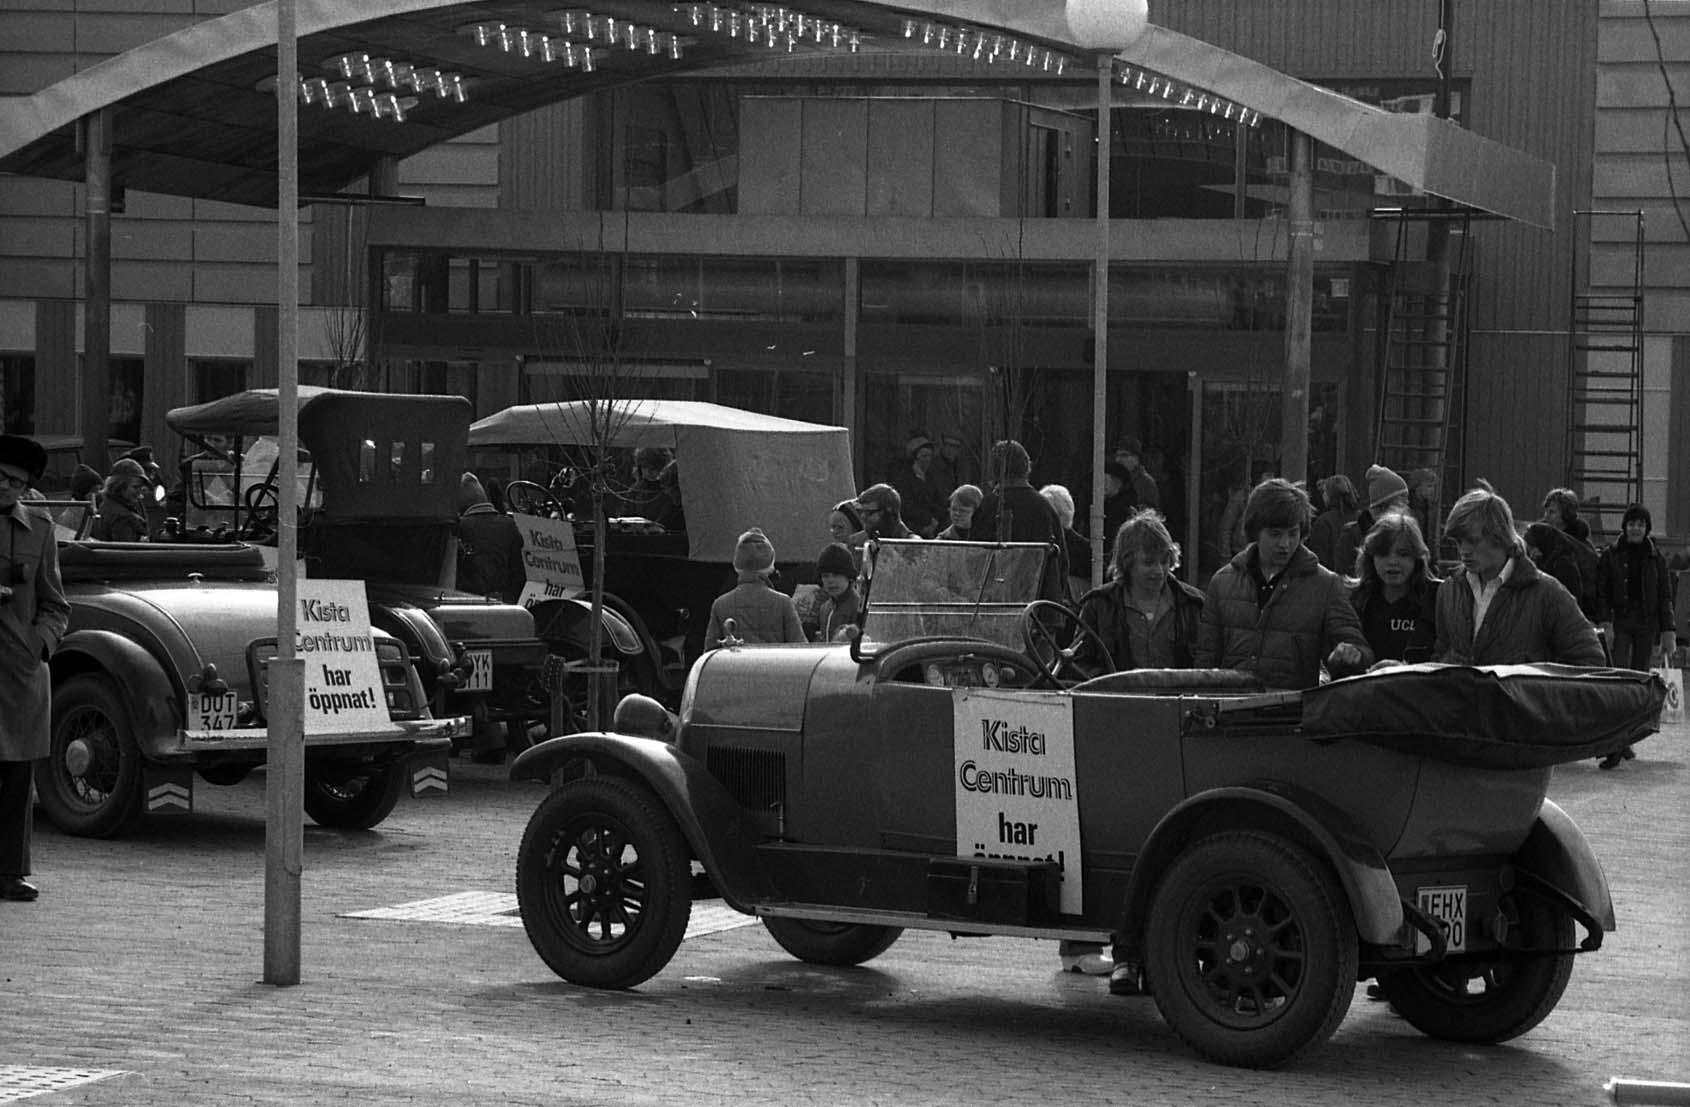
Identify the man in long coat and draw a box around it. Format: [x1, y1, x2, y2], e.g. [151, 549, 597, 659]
[0, 435, 71, 902]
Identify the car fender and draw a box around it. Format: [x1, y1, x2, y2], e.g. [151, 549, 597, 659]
[371, 603, 453, 670]
[1116, 783, 1403, 952]
[50, 629, 181, 755]
[1513, 797, 1615, 931]
[510, 733, 775, 910]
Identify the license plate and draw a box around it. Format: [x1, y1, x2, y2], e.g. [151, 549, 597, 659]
[1415, 885, 1467, 954]
[462, 649, 494, 692]
[195, 691, 240, 731]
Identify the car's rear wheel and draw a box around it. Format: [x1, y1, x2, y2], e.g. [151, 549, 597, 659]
[516, 776, 691, 988]
[303, 764, 406, 829]
[1145, 831, 1358, 1069]
[763, 917, 903, 966]
[1376, 891, 1574, 1044]
[37, 674, 144, 838]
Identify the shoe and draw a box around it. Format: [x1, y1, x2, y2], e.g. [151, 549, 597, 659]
[1060, 951, 1113, 976]
[1622, 745, 1637, 761]
[0, 876, 39, 902]
[1108, 963, 1147, 997]
[1365, 982, 1388, 1001]
[1599, 752, 1623, 770]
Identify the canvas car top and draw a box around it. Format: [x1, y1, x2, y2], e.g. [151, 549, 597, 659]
[468, 399, 854, 565]
[166, 387, 470, 525]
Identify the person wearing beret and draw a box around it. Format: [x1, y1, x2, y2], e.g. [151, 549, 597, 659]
[0, 435, 72, 902]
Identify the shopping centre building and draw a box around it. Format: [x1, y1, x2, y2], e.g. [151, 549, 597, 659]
[1, 0, 1686, 573]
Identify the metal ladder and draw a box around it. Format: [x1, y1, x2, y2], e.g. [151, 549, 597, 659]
[1372, 209, 1473, 551]
[1565, 210, 1645, 544]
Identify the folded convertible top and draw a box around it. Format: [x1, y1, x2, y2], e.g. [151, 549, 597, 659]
[1301, 663, 1666, 769]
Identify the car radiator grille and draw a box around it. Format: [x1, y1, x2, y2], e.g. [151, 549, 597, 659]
[705, 746, 786, 813]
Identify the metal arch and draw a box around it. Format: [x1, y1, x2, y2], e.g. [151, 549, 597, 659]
[0, 0, 1554, 224]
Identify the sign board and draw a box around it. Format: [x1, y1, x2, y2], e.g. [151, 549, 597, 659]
[952, 688, 1083, 915]
[514, 512, 585, 607]
[295, 579, 391, 735]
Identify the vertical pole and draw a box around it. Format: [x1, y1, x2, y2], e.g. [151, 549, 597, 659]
[1089, 55, 1112, 590]
[81, 107, 112, 469]
[264, 0, 305, 987]
[1281, 129, 1314, 486]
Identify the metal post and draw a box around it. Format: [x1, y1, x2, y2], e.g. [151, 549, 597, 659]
[1089, 55, 1112, 589]
[1281, 129, 1314, 486]
[80, 107, 112, 469]
[264, 0, 305, 987]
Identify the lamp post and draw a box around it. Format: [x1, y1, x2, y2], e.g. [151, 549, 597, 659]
[1065, 0, 1148, 588]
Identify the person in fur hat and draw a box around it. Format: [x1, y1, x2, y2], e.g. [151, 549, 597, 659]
[0, 434, 71, 902]
[705, 528, 806, 647]
[90, 456, 153, 542]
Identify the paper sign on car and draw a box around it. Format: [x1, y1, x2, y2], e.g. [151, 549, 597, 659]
[513, 513, 585, 607]
[953, 688, 1084, 915]
[296, 579, 390, 735]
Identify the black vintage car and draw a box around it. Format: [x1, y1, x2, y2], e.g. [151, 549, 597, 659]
[36, 501, 466, 836]
[507, 538, 1658, 1069]
[165, 388, 550, 746]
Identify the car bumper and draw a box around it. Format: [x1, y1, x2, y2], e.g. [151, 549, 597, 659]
[171, 715, 472, 754]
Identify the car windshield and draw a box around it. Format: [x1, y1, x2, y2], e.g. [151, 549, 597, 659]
[858, 538, 1049, 653]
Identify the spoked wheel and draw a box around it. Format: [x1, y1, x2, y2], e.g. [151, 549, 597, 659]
[303, 764, 407, 829]
[1020, 599, 1114, 684]
[1145, 831, 1358, 1069]
[1376, 892, 1574, 1044]
[506, 479, 566, 519]
[37, 674, 145, 838]
[241, 481, 280, 541]
[763, 917, 903, 966]
[516, 776, 691, 988]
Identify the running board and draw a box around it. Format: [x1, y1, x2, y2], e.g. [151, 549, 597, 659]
[753, 901, 1109, 942]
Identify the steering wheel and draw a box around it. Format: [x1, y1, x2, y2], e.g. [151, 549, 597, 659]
[505, 479, 565, 519]
[1020, 599, 1115, 686]
[240, 480, 280, 541]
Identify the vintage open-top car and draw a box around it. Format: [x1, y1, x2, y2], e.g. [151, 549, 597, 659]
[36, 500, 467, 837]
[507, 538, 1661, 1069]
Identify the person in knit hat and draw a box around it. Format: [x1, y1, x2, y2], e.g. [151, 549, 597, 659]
[90, 457, 152, 542]
[1335, 464, 1412, 575]
[705, 527, 806, 647]
[69, 463, 103, 502]
[813, 541, 861, 642]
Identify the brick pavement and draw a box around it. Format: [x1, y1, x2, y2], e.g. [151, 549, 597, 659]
[1, 728, 1687, 1106]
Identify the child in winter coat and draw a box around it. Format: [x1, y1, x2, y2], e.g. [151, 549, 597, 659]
[814, 542, 861, 642]
[706, 528, 806, 646]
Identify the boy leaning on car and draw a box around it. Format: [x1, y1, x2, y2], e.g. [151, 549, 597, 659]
[0, 434, 72, 903]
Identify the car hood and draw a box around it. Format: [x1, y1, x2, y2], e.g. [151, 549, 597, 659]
[366, 582, 536, 641]
[681, 644, 831, 731]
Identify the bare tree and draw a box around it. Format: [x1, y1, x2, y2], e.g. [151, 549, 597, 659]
[528, 249, 649, 730]
[321, 304, 373, 390]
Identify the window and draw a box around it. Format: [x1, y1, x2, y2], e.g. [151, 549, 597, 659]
[0, 354, 34, 434]
[193, 359, 248, 402]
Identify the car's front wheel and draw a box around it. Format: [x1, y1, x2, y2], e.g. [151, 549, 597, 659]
[1144, 831, 1358, 1069]
[763, 917, 903, 966]
[37, 674, 144, 838]
[1375, 891, 1574, 1044]
[516, 776, 691, 988]
[303, 764, 406, 829]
